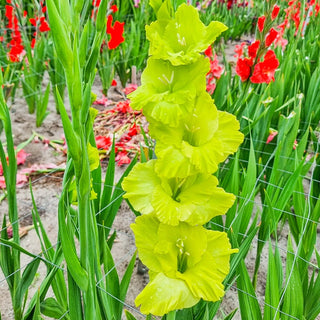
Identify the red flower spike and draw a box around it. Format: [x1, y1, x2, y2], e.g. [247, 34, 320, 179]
[248, 40, 260, 59]
[250, 50, 279, 84]
[234, 42, 246, 58]
[23, 10, 27, 17]
[31, 38, 36, 48]
[123, 83, 138, 95]
[265, 28, 278, 47]
[128, 123, 140, 137]
[257, 16, 266, 32]
[106, 15, 113, 33]
[106, 16, 125, 50]
[206, 79, 216, 95]
[16, 149, 30, 165]
[95, 135, 112, 150]
[271, 5, 280, 20]
[29, 18, 37, 26]
[5, 5, 13, 21]
[258, 16, 266, 32]
[115, 151, 131, 166]
[41, 6, 47, 13]
[111, 4, 118, 13]
[116, 100, 132, 113]
[111, 79, 117, 86]
[266, 130, 278, 144]
[204, 45, 213, 57]
[236, 57, 253, 81]
[39, 19, 50, 32]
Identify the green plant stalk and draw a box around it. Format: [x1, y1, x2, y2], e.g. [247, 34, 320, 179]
[0, 68, 21, 319]
[47, 0, 113, 318]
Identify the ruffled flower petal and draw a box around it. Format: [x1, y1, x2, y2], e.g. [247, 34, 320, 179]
[123, 161, 234, 226]
[121, 160, 159, 214]
[178, 230, 237, 301]
[128, 57, 209, 123]
[135, 272, 199, 316]
[155, 105, 244, 177]
[146, 4, 227, 65]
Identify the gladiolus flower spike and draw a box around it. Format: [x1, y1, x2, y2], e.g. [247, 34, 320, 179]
[122, 1, 243, 316]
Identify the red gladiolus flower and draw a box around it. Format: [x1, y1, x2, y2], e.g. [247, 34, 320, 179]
[39, 17, 50, 32]
[234, 42, 246, 58]
[23, 10, 27, 17]
[123, 83, 138, 95]
[111, 4, 118, 13]
[106, 15, 125, 49]
[111, 79, 117, 86]
[271, 5, 280, 20]
[208, 54, 223, 78]
[257, 16, 266, 32]
[93, 0, 101, 6]
[128, 123, 140, 137]
[265, 28, 278, 47]
[204, 45, 213, 57]
[266, 130, 278, 144]
[16, 149, 29, 165]
[115, 151, 131, 166]
[41, 5, 47, 13]
[116, 100, 132, 113]
[95, 135, 112, 150]
[31, 38, 36, 48]
[248, 40, 260, 59]
[236, 57, 253, 81]
[5, 5, 13, 20]
[29, 17, 37, 26]
[250, 50, 279, 83]
[206, 80, 216, 95]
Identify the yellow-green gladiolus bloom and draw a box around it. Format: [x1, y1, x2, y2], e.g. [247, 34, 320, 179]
[146, 3, 227, 66]
[122, 160, 235, 226]
[131, 215, 237, 316]
[151, 93, 244, 178]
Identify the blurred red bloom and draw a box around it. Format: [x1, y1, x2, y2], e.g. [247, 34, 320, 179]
[236, 57, 253, 81]
[95, 135, 112, 150]
[206, 80, 216, 95]
[208, 54, 223, 78]
[111, 79, 117, 86]
[257, 16, 266, 32]
[250, 50, 279, 83]
[128, 123, 140, 137]
[111, 4, 118, 13]
[266, 130, 278, 144]
[106, 15, 125, 49]
[234, 42, 246, 58]
[116, 100, 132, 113]
[204, 45, 213, 57]
[39, 19, 50, 32]
[123, 83, 138, 95]
[93, 0, 101, 6]
[271, 5, 280, 20]
[248, 40, 260, 59]
[115, 151, 131, 166]
[16, 149, 29, 165]
[265, 28, 278, 47]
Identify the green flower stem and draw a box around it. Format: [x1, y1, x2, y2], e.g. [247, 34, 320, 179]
[0, 68, 21, 319]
